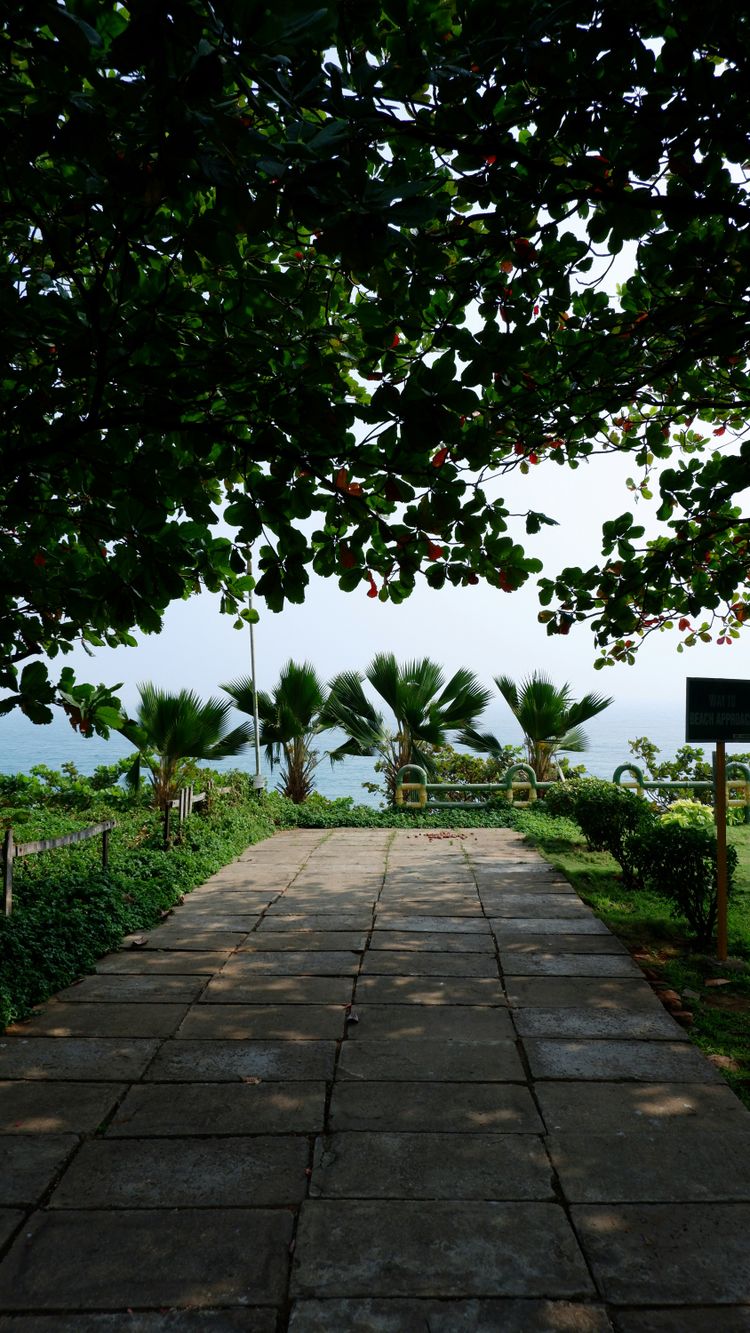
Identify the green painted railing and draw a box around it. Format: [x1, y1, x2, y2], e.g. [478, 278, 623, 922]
[394, 761, 750, 822]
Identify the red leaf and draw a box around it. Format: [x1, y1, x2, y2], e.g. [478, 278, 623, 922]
[366, 575, 378, 599]
[426, 542, 443, 561]
[431, 447, 449, 468]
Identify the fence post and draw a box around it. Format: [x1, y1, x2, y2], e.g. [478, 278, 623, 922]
[102, 825, 110, 870]
[2, 828, 14, 916]
[163, 803, 171, 848]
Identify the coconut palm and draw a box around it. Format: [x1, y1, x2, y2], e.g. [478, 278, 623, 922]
[459, 671, 612, 782]
[122, 684, 253, 809]
[321, 653, 492, 801]
[223, 660, 326, 803]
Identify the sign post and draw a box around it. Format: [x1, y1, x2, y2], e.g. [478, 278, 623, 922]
[714, 741, 728, 962]
[686, 678, 750, 962]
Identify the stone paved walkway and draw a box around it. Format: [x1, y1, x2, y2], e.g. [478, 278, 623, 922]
[1, 827, 750, 1332]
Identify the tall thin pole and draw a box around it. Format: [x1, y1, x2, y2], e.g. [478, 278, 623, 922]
[247, 547, 263, 789]
[714, 742, 728, 961]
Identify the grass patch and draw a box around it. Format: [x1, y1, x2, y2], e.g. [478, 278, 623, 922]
[516, 808, 750, 1110]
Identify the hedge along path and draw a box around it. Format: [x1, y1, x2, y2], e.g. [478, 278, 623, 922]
[2, 819, 115, 916]
[0, 826, 749, 1328]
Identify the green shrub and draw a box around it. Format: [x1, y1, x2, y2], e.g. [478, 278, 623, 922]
[661, 799, 716, 832]
[541, 779, 592, 821]
[632, 822, 737, 943]
[562, 779, 656, 883]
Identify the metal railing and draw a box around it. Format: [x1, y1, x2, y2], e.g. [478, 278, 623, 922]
[394, 761, 750, 822]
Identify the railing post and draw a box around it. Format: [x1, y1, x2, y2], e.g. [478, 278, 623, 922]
[101, 826, 110, 870]
[163, 803, 171, 848]
[2, 828, 13, 916]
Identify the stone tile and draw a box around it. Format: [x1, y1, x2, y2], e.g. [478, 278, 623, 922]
[201, 975, 355, 1004]
[351, 1005, 514, 1041]
[356, 976, 505, 1005]
[525, 1039, 721, 1083]
[107, 1082, 326, 1135]
[499, 935, 628, 955]
[96, 951, 231, 974]
[149, 914, 266, 931]
[0, 1038, 159, 1082]
[368, 931, 495, 953]
[485, 896, 593, 917]
[0, 1212, 23, 1250]
[288, 1299, 613, 1332]
[376, 899, 482, 916]
[502, 954, 642, 977]
[257, 913, 373, 931]
[0, 1208, 292, 1308]
[0, 1318, 277, 1333]
[492, 918, 612, 936]
[537, 1082, 750, 1134]
[310, 1132, 552, 1200]
[6, 1003, 189, 1039]
[572, 1203, 750, 1304]
[615, 1311, 750, 1332]
[374, 915, 491, 934]
[56, 976, 206, 1003]
[50, 1136, 309, 1207]
[548, 1131, 750, 1202]
[513, 1007, 683, 1040]
[121, 930, 247, 951]
[292, 1200, 593, 1297]
[338, 1038, 524, 1082]
[265, 897, 377, 914]
[360, 953, 498, 977]
[329, 1082, 543, 1134]
[219, 951, 361, 975]
[477, 877, 577, 893]
[505, 978, 660, 1009]
[176, 1004, 347, 1040]
[144, 1039, 335, 1082]
[239, 932, 367, 952]
[0, 1136, 78, 1205]
[0, 1082, 125, 1135]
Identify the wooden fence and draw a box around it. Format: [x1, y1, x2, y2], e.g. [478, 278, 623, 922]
[2, 820, 115, 917]
[163, 784, 232, 845]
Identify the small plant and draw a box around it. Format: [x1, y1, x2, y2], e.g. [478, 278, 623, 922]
[661, 799, 715, 832]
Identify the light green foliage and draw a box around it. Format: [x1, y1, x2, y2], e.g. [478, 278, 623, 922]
[661, 799, 716, 831]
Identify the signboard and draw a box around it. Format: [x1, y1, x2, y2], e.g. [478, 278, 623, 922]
[685, 677, 750, 743]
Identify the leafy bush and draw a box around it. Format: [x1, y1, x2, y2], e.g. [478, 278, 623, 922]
[632, 822, 737, 943]
[559, 779, 656, 884]
[661, 799, 716, 832]
[428, 743, 523, 801]
[541, 778, 594, 821]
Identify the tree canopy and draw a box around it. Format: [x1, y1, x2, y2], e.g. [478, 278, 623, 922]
[3, 0, 750, 724]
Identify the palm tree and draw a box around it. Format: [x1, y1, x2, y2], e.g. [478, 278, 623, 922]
[223, 660, 326, 803]
[321, 653, 492, 801]
[460, 671, 612, 782]
[122, 684, 253, 808]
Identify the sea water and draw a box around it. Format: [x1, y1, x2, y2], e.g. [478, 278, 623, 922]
[0, 699, 732, 809]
